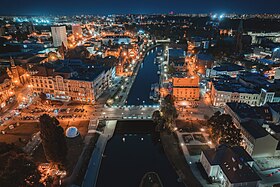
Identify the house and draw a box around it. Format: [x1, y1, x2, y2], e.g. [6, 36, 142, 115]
[239, 120, 279, 157]
[200, 145, 261, 187]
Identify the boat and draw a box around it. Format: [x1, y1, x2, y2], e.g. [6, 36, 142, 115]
[149, 83, 160, 101]
[157, 71, 160, 75]
[139, 172, 163, 187]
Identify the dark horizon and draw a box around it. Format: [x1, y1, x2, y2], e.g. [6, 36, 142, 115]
[1, 0, 280, 16]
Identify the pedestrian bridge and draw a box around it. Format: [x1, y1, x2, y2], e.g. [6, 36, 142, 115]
[155, 39, 171, 44]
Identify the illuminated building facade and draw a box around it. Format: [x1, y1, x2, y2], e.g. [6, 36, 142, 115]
[51, 26, 68, 47]
[172, 75, 200, 101]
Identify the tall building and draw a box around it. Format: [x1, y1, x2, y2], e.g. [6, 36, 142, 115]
[51, 26, 68, 47]
[72, 24, 83, 40]
[236, 20, 243, 55]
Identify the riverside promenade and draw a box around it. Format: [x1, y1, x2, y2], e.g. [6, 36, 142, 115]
[82, 120, 117, 187]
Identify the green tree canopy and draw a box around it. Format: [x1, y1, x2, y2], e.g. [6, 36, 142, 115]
[0, 142, 40, 187]
[39, 114, 67, 167]
[160, 94, 178, 129]
[208, 112, 242, 146]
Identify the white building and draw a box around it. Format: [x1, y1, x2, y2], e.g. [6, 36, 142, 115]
[51, 26, 68, 47]
[200, 145, 261, 187]
[210, 81, 260, 107]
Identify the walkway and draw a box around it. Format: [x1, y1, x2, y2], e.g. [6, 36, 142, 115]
[82, 120, 117, 187]
[175, 131, 219, 187]
[160, 131, 202, 187]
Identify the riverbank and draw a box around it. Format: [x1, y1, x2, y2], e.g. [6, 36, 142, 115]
[126, 47, 161, 105]
[160, 131, 202, 187]
[81, 120, 117, 187]
[96, 120, 184, 187]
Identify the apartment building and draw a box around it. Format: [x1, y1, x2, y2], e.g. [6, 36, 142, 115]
[29, 60, 115, 103]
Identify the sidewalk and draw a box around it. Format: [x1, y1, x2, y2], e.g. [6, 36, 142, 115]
[82, 120, 117, 187]
[160, 131, 202, 187]
[175, 131, 219, 187]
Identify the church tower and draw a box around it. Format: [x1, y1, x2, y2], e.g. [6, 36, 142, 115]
[236, 20, 243, 55]
[9, 57, 21, 86]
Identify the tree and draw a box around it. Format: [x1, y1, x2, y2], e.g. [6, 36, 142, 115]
[160, 94, 178, 130]
[0, 142, 40, 187]
[167, 65, 176, 74]
[152, 110, 161, 124]
[48, 52, 58, 62]
[39, 114, 67, 167]
[207, 112, 242, 146]
[152, 110, 165, 131]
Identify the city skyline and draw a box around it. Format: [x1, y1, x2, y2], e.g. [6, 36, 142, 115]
[1, 3, 280, 186]
[1, 0, 280, 15]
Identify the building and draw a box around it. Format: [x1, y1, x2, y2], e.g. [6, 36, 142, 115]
[194, 53, 214, 76]
[29, 60, 115, 103]
[72, 24, 83, 40]
[266, 103, 280, 124]
[238, 72, 280, 105]
[51, 26, 68, 47]
[188, 37, 210, 50]
[170, 57, 188, 72]
[239, 120, 279, 157]
[6, 57, 30, 87]
[200, 145, 261, 187]
[0, 73, 15, 110]
[225, 102, 272, 126]
[225, 102, 279, 157]
[210, 78, 259, 107]
[207, 63, 245, 78]
[172, 74, 200, 101]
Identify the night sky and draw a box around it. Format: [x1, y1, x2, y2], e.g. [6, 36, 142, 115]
[1, 0, 280, 15]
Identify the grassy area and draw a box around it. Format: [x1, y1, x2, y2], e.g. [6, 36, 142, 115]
[187, 145, 210, 156]
[0, 122, 39, 147]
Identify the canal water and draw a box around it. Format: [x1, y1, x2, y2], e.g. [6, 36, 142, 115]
[126, 47, 161, 106]
[96, 120, 185, 187]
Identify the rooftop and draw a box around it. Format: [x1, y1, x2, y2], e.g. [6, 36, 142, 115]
[226, 102, 272, 121]
[240, 120, 269, 139]
[196, 53, 214, 61]
[212, 80, 257, 94]
[203, 145, 260, 183]
[31, 59, 112, 82]
[213, 63, 244, 72]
